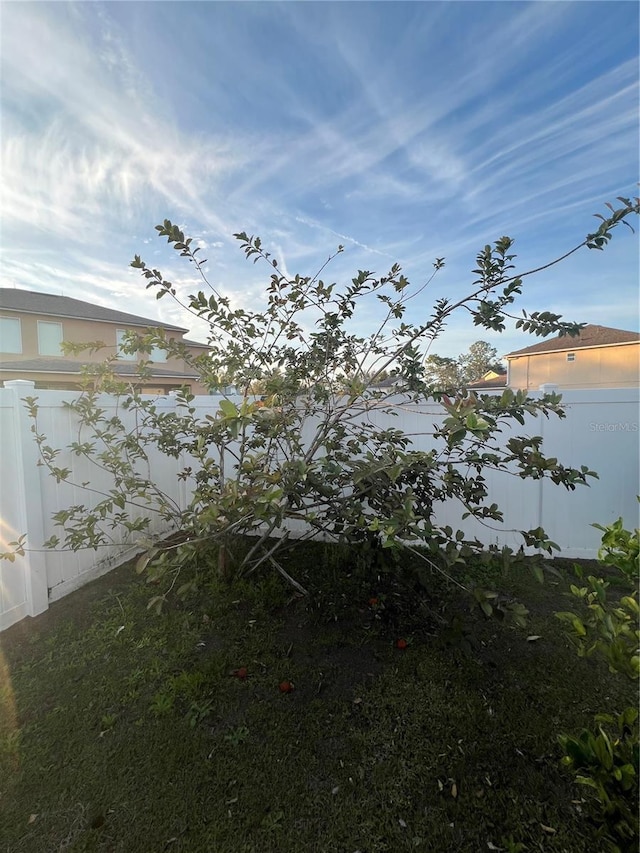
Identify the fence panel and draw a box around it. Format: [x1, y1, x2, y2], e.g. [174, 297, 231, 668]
[0, 384, 637, 630]
[0, 387, 31, 629]
[537, 389, 639, 557]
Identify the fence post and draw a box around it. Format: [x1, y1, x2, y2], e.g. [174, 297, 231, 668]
[4, 380, 49, 617]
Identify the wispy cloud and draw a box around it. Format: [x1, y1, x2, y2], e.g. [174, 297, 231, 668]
[0, 3, 252, 246]
[1, 1, 637, 356]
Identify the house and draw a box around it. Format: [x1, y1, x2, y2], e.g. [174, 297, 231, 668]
[466, 367, 508, 391]
[504, 324, 640, 391]
[0, 288, 211, 394]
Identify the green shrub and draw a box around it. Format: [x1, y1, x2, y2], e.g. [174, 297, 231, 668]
[556, 516, 639, 852]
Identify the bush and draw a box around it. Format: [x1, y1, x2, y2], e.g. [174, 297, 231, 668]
[4, 196, 638, 609]
[557, 516, 639, 852]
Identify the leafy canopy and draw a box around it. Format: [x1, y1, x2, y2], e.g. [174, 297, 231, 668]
[9, 195, 639, 606]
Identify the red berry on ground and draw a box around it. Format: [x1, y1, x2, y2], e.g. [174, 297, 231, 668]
[279, 680, 294, 693]
[368, 597, 379, 607]
[234, 667, 248, 680]
[395, 638, 408, 650]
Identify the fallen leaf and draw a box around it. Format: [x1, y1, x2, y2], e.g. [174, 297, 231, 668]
[540, 824, 557, 834]
[451, 782, 458, 798]
[526, 635, 542, 642]
[399, 818, 407, 828]
[28, 814, 38, 824]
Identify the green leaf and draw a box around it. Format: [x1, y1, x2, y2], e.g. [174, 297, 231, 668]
[592, 732, 613, 770]
[219, 399, 238, 419]
[136, 548, 158, 574]
[479, 600, 493, 618]
[147, 595, 166, 615]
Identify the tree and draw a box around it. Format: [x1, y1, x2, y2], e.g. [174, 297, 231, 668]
[10, 195, 639, 605]
[459, 340, 502, 384]
[424, 340, 502, 390]
[423, 354, 461, 390]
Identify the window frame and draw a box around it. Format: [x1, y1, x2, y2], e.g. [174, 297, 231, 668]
[37, 320, 64, 357]
[0, 316, 22, 354]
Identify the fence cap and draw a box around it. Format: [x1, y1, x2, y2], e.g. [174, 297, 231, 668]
[3, 379, 36, 389]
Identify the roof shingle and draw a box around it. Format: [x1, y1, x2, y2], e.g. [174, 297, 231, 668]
[0, 288, 188, 332]
[467, 375, 508, 390]
[0, 358, 198, 379]
[505, 324, 639, 357]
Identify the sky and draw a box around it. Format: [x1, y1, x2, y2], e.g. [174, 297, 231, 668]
[1, 1, 638, 360]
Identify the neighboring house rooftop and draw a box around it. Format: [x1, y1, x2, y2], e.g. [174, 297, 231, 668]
[467, 371, 508, 390]
[505, 324, 640, 357]
[0, 288, 188, 333]
[0, 358, 199, 379]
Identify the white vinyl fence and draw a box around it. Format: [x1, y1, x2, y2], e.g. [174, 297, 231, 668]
[1, 380, 638, 631]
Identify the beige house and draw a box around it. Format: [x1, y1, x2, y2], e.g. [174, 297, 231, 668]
[505, 324, 640, 391]
[0, 288, 211, 394]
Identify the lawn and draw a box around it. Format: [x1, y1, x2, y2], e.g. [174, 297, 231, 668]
[0, 541, 633, 852]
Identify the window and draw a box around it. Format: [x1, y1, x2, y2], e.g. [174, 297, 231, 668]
[38, 321, 63, 356]
[116, 329, 137, 361]
[566, 352, 576, 362]
[0, 317, 22, 353]
[149, 345, 167, 364]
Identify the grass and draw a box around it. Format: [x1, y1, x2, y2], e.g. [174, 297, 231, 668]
[0, 541, 634, 852]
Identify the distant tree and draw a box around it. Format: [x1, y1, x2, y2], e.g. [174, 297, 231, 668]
[424, 340, 503, 390]
[458, 340, 502, 384]
[423, 354, 461, 390]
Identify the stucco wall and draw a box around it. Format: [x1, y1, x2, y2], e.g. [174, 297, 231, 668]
[0, 312, 210, 393]
[508, 342, 639, 390]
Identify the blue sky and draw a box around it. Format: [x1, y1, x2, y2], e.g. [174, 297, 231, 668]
[1, 1, 638, 358]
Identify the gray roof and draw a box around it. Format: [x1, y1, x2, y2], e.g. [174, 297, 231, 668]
[467, 375, 508, 390]
[0, 358, 198, 379]
[0, 288, 188, 333]
[506, 324, 640, 357]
